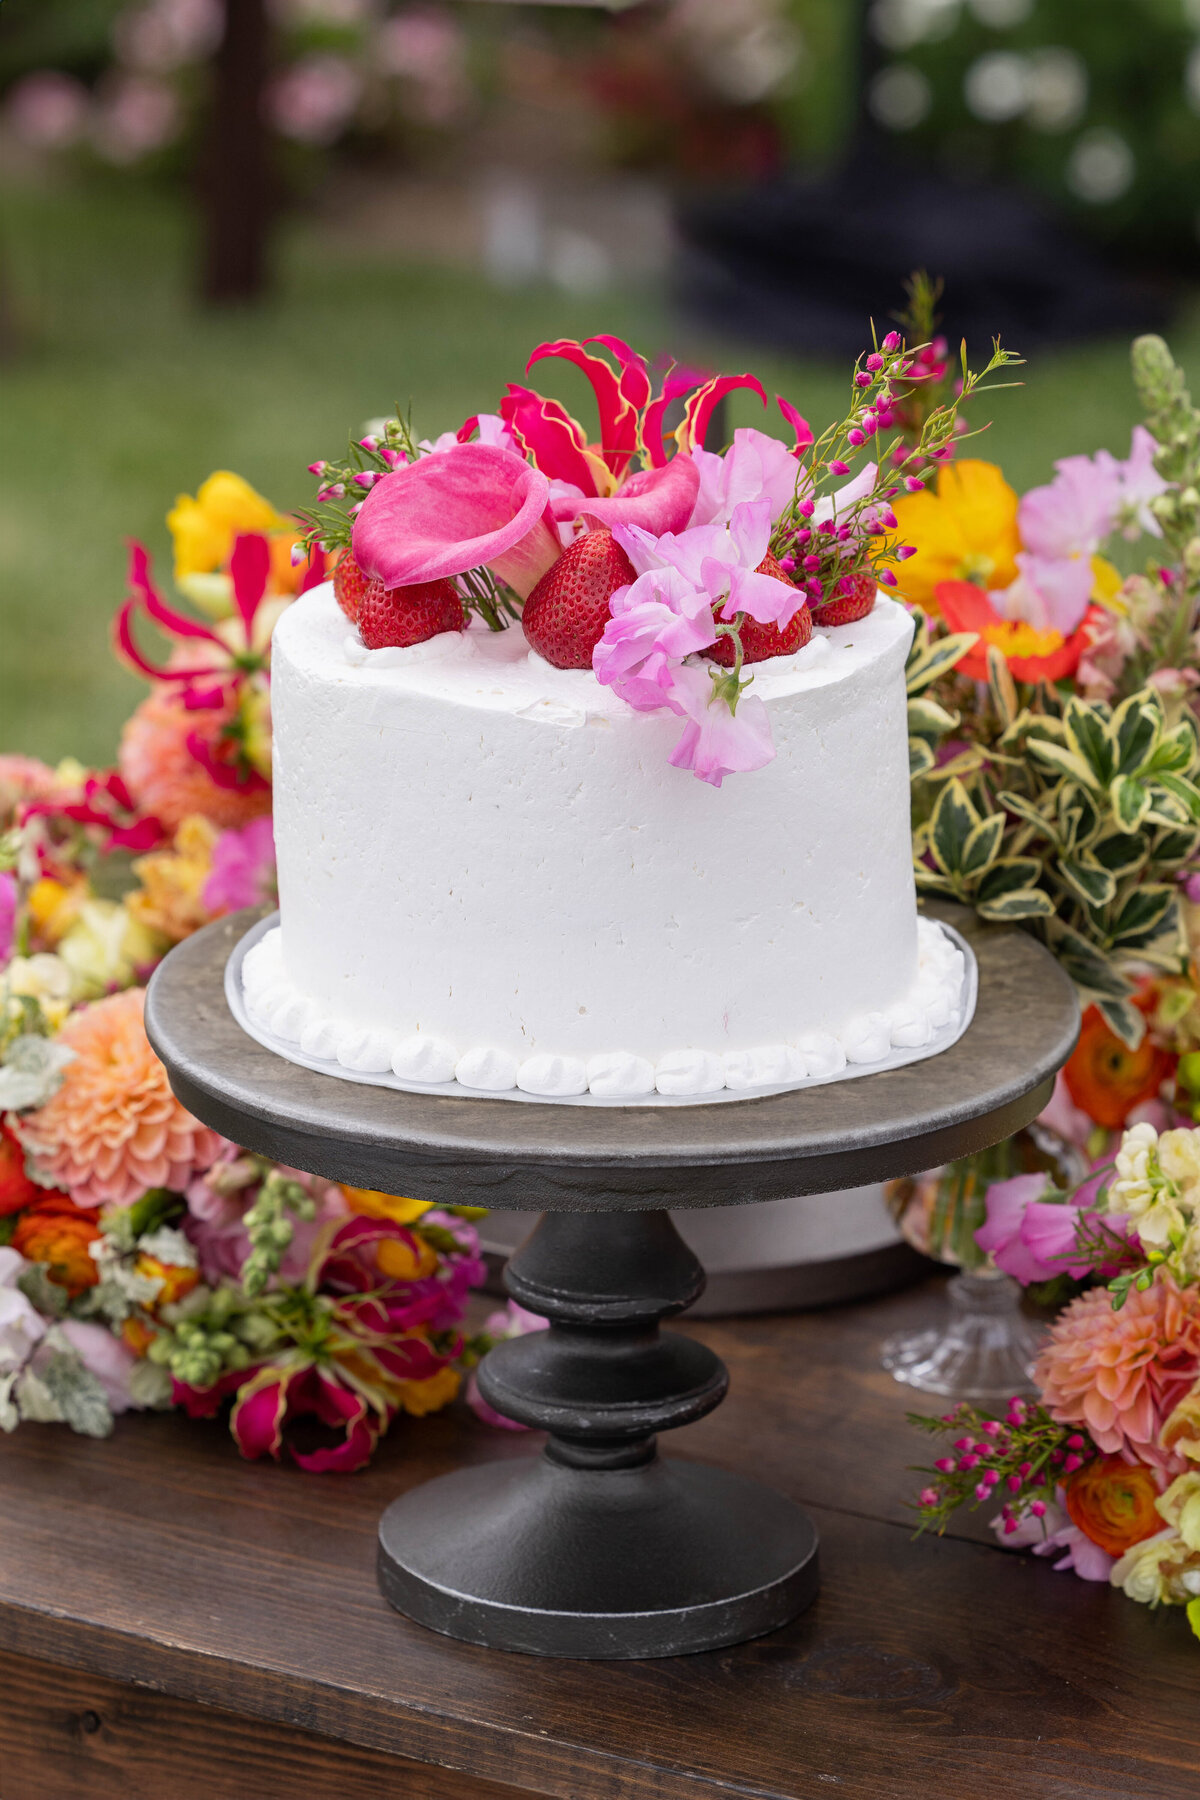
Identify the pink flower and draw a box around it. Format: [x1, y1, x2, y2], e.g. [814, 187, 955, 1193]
[0, 753, 68, 829]
[992, 1490, 1114, 1581]
[351, 442, 561, 599]
[616, 499, 802, 629]
[567, 456, 701, 538]
[976, 1169, 1138, 1285]
[184, 1163, 346, 1287]
[592, 566, 718, 711]
[1076, 607, 1137, 702]
[1019, 455, 1120, 563]
[1005, 553, 1095, 636]
[202, 816, 276, 914]
[0, 872, 15, 962]
[1096, 426, 1167, 539]
[57, 1318, 138, 1415]
[1035, 1275, 1200, 1469]
[467, 1300, 548, 1431]
[1038, 1070, 1094, 1150]
[666, 663, 776, 789]
[231, 1360, 383, 1473]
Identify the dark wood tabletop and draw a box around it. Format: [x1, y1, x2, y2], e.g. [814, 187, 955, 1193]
[1, 1273, 1196, 1800]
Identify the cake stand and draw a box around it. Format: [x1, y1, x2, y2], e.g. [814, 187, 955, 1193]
[144, 901, 1078, 1660]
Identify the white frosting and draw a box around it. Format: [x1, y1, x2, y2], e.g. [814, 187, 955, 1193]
[252, 585, 966, 1099]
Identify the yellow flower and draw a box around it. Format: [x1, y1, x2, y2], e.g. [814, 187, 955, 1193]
[167, 471, 284, 584]
[57, 899, 162, 1001]
[1110, 1526, 1200, 1604]
[1157, 1128, 1200, 1208]
[376, 1234, 439, 1281]
[27, 876, 87, 946]
[1158, 1471, 1200, 1552]
[394, 1364, 461, 1416]
[4, 953, 73, 1030]
[891, 459, 1022, 611]
[341, 1186, 433, 1225]
[127, 815, 219, 944]
[1162, 1381, 1200, 1465]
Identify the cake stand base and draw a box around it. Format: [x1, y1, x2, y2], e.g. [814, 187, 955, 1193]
[379, 1456, 818, 1660]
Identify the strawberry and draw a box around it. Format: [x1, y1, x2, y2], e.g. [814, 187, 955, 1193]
[811, 571, 877, 628]
[704, 553, 812, 666]
[333, 553, 380, 624]
[358, 579, 467, 650]
[522, 529, 636, 669]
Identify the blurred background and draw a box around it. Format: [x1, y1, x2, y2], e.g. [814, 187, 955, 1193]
[3, 0, 1200, 766]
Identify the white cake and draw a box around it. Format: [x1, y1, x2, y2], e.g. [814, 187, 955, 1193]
[240, 584, 966, 1100]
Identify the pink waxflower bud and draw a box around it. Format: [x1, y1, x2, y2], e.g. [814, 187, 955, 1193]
[934, 1458, 955, 1473]
[837, 575, 854, 597]
[855, 372, 872, 389]
[882, 508, 898, 529]
[895, 544, 917, 561]
[1030, 1499, 1047, 1518]
[290, 542, 305, 565]
[883, 485, 899, 498]
[904, 475, 924, 493]
[846, 429, 866, 448]
[798, 497, 815, 518]
[380, 447, 408, 469]
[953, 1438, 972, 1451]
[818, 519, 836, 535]
[802, 554, 821, 572]
[316, 482, 346, 500]
[919, 1487, 940, 1507]
[794, 528, 812, 546]
[866, 352, 885, 371]
[353, 471, 378, 490]
[878, 569, 897, 587]
[957, 1454, 979, 1471]
[358, 435, 380, 452]
[1007, 1474, 1021, 1492]
[1018, 1461, 1032, 1477]
[349, 501, 364, 515]
[828, 460, 850, 476]
[779, 554, 796, 573]
[1066, 1435, 1085, 1450]
[307, 461, 327, 476]
[808, 578, 824, 599]
[1004, 1518, 1019, 1536]
[975, 1482, 991, 1501]
[861, 414, 878, 436]
[1063, 1454, 1082, 1474]
[881, 331, 901, 352]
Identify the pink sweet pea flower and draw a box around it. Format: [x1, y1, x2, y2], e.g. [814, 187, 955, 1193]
[202, 815, 276, 914]
[593, 566, 719, 711]
[1095, 426, 1167, 539]
[616, 499, 802, 629]
[351, 442, 561, 599]
[467, 1300, 548, 1431]
[975, 1172, 1139, 1284]
[1004, 552, 1095, 636]
[0, 871, 15, 961]
[992, 1491, 1115, 1581]
[666, 662, 776, 788]
[688, 427, 802, 528]
[1019, 455, 1120, 563]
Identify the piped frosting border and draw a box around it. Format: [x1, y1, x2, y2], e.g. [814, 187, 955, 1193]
[229, 914, 976, 1107]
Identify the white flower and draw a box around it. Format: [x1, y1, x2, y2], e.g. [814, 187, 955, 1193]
[1109, 1119, 1159, 1217]
[0, 1033, 76, 1111]
[137, 1226, 197, 1268]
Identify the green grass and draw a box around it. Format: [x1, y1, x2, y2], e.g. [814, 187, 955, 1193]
[3, 177, 1200, 767]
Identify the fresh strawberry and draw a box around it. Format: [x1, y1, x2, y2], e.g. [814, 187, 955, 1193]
[522, 529, 636, 669]
[704, 553, 812, 666]
[811, 571, 877, 628]
[358, 579, 467, 650]
[333, 553, 380, 624]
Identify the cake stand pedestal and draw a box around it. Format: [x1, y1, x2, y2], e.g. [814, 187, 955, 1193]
[145, 902, 1078, 1660]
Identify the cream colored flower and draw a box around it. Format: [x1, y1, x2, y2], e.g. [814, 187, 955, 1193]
[1110, 1119, 1159, 1217]
[1158, 1128, 1200, 1207]
[1110, 1525, 1200, 1604]
[4, 953, 73, 1032]
[1135, 1194, 1188, 1250]
[1158, 1471, 1200, 1552]
[57, 901, 162, 1002]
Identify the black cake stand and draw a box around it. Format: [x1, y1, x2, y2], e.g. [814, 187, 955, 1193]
[145, 902, 1078, 1660]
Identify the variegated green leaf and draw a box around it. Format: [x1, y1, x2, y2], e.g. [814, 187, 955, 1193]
[905, 631, 979, 697]
[1046, 923, 1132, 999]
[1148, 719, 1197, 776]
[1111, 692, 1161, 774]
[1059, 856, 1116, 908]
[1064, 698, 1115, 786]
[929, 779, 980, 877]
[1151, 827, 1197, 866]
[1090, 831, 1147, 876]
[960, 812, 1005, 879]
[975, 888, 1056, 922]
[1156, 771, 1200, 823]
[977, 857, 1043, 901]
[1026, 737, 1096, 787]
[995, 789, 1057, 842]
[1096, 997, 1146, 1051]
[1110, 773, 1152, 832]
[986, 645, 1016, 732]
[914, 866, 956, 894]
[1108, 887, 1177, 951]
[909, 737, 936, 779]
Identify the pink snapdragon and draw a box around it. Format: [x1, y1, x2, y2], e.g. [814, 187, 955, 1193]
[593, 567, 718, 711]
[665, 663, 776, 788]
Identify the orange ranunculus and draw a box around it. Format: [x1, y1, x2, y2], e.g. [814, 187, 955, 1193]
[0, 1120, 40, 1217]
[936, 581, 1103, 685]
[375, 1234, 439, 1282]
[1064, 1455, 1164, 1556]
[135, 1252, 200, 1309]
[394, 1364, 461, 1417]
[122, 1314, 158, 1356]
[340, 1186, 433, 1226]
[11, 1195, 102, 1297]
[891, 459, 1022, 612]
[1063, 998, 1173, 1130]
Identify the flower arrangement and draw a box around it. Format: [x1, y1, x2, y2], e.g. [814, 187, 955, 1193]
[891, 328, 1200, 1648]
[0, 469, 497, 1468]
[302, 326, 1018, 787]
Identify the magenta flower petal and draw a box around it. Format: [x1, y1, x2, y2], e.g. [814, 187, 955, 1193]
[569, 455, 700, 537]
[230, 1368, 291, 1460]
[229, 533, 270, 634]
[351, 443, 559, 598]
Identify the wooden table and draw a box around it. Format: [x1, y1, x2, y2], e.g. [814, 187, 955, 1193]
[1, 1275, 1196, 1800]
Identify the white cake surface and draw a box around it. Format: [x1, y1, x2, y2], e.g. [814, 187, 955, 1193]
[248, 584, 966, 1100]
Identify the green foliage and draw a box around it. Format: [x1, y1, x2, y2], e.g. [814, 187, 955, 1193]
[910, 649, 1199, 1042]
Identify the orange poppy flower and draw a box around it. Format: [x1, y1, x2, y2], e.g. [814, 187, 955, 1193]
[1064, 1455, 1164, 1557]
[11, 1195, 102, 1298]
[936, 581, 1103, 684]
[1063, 998, 1173, 1130]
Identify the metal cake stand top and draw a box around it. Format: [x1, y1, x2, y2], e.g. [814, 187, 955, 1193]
[145, 902, 1079, 1212]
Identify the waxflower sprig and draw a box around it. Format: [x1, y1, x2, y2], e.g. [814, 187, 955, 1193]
[910, 1395, 1095, 1538]
[769, 335, 1023, 614]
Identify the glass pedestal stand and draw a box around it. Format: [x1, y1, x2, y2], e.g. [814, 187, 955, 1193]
[146, 901, 1077, 1661]
[880, 1269, 1045, 1400]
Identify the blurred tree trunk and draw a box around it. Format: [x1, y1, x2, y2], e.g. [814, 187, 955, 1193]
[200, 0, 272, 305]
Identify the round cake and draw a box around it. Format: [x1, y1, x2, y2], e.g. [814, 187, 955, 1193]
[240, 583, 966, 1100]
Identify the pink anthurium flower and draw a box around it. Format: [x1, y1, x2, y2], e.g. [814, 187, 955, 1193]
[351, 441, 561, 599]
